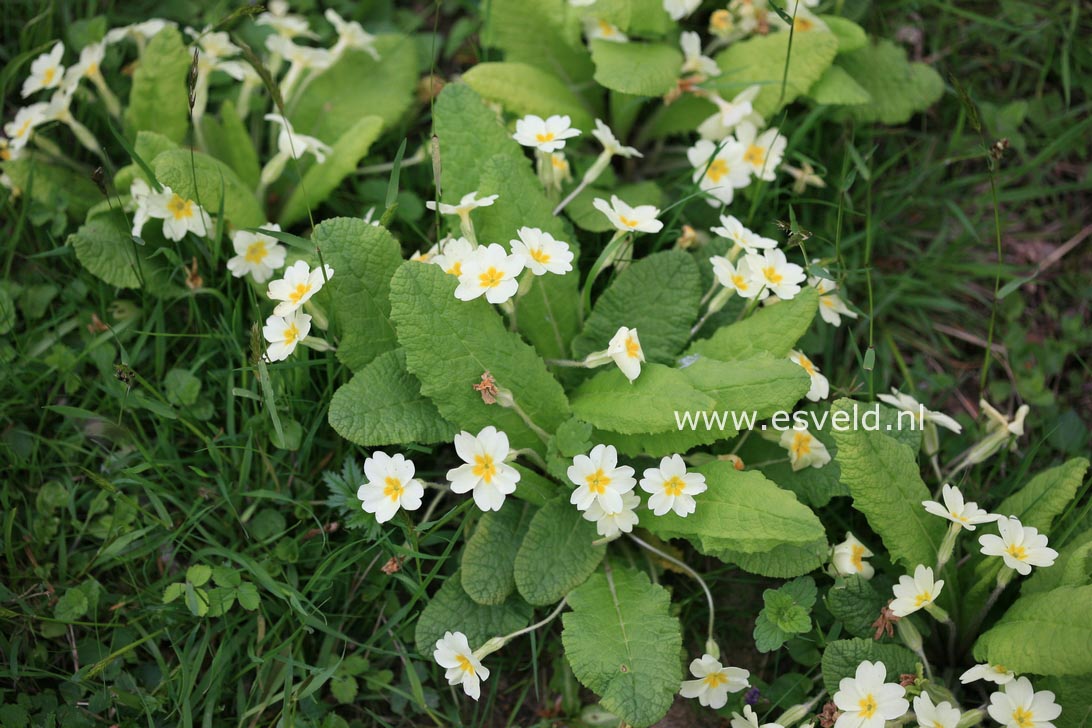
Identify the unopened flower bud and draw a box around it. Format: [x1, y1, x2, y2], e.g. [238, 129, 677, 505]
[778, 704, 811, 727]
[896, 617, 922, 653]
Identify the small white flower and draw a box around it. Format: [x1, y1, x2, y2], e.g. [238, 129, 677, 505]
[640, 454, 707, 517]
[592, 195, 663, 233]
[960, 663, 1016, 685]
[585, 17, 628, 42]
[663, 0, 702, 21]
[131, 181, 213, 241]
[811, 275, 858, 327]
[582, 490, 641, 539]
[357, 451, 425, 523]
[878, 389, 962, 435]
[431, 237, 476, 277]
[256, 2, 316, 40]
[266, 113, 332, 162]
[592, 119, 642, 158]
[922, 484, 998, 530]
[680, 655, 749, 709]
[568, 443, 636, 513]
[4, 103, 48, 151]
[773, 3, 829, 33]
[731, 704, 784, 728]
[454, 244, 526, 304]
[913, 693, 961, 728]
[426, 191, 499, 217]
[780, 427, 830, 471]
[749, 248, 806, 300]
[688, 139, 751, 206]
[706, 86, 762, 131]
[105, 19, 178, 45]
[889, 564, 944, 618]
[433, 631, 489, 700]
[410, 244, 439, 262]
[22, 42, 65, 98]
[735, 121, 786, 181]
[987, 677, 1062, 728]
[513, 114, 581, 153]
[978, 516, 1058, 576]
[831, 532, 875, 579]
[262, 310, 311, 362]
[227, 225, 287, 283]
[789, 350, 829, 402]
[326, 9, 380, 60]
[711, 214, 778, 255]
[446, 426, 520, 512]
[267, 260, 335, 316]
[680, 31, 719, 77]
[607, 326, 645, 382]
[62, 41, 106, 89]
[510, 227, 574, 276]
[710, 254, 763, 298]
[832, 661, 909, 728]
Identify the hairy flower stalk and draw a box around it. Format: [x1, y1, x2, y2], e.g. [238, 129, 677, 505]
[474, 596, 569, 660]
[627, 533, 716, 649]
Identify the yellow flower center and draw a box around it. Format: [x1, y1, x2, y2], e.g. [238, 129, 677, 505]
[731, 274, 749, 291]
[1012, 708, 1034, 728]
[663, 476, 686, 497]
[791, 432, 811, 457]
[551, 155, 568, 170]
[479, 267, 504, 288]
[282, 322, 300, 345]
[704, 671, 728, 688]
[706, 158, 729, 183]
[822, 296, 836, 307]
[763, 266, 783, 284]
[618, 215, 640, 228]
[951, 511, 969, 523]
[915, 591, 933, 606]
[43, 67, 56, 85]
[1006, 543, 1028, 561]
[472, 454, 497, 483]
[586, 468, 611, 494]
[795, 17, 815, 32]
[850, 543, 866, 570]
[798, 355, 815, 376]
[994, 665, 1008, 673]
[744, 144, 766, 166]
[383, 476, 404, 501]
[711, 9, 732, 31]
[597, 19, 615, 35]
[446, 261, 463, 277]
[625, 336, 640, 359]
[245, 241, 268, 264]
[456, 654, 476, 676]
[86, 62, 99, 77]
[535, 131, 556, 143]
[530, 247, 551, 264]
[167, 194, 195, 221]
[858, 695, 878, 719]
[289, 282, 313, 304]
[0, 148, 9, 162]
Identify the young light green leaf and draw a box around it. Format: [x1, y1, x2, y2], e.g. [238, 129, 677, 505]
[835, 40, 944, 124]
[686, 287, 819, 361]
[571, 364, 716, 435]
[821, 16, 868, 54]
[124, 26, 190, 143]
[994, 458, 1089, 533]
[187, 564, 212, 587]
[973, 585, 1092, 676]
[714, 30, 839, 117]
[68, 213, 174, 293]
[413, 571, 531, 654]
[463, 62, 594, 131]
[807, 65, 872, 106]
[590, 40, 682, 97]
[461, 501, 538, 605]
[514, 496, 605, 606]
[199, 100, 260, 188]
[716, 540, 828, 579]
[481, 0, 594, 84]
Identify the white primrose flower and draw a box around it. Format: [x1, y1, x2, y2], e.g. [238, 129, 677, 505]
[105, 19, 178, 46]
[680, 31, 720, 77]
[811, 275, 859, 327]
[582, 490, 641, 539]
[227, 225, 287, 283]
[687, 138, 751, 206]
[922, 483, 998, 530]
[256, 1, 317, 40]
[326, 9, 380, 60]
[877, 389, 962, 457]
[735, 121, 787, 181]
[585, 18, 629, 42]
[261, 310, 311, 362]
[592, 195, 663, 233]
[426, 191, 499, 217]
[961, 663, 1016, 685]
[607, 326, 645, 382]
[732, 705, 785, 728]
[410, 244, 439, 263]
[913, 693, 962, 728]
[568, 443, 636, 513]
[704, 86, 762, 132]
[261, 113, 334, 186]
[267, 260, 335, 316]
[62, 41, 105, 90]
[664, 0, 703, 20]
[711, 214, 779, 254]
[987, 678, 1062, 728]
[433, 631, 489, 700]
[773, 3, 829, 33]
[681, 655, 749, 709]
[959, 399, 1031, 467]
[889, 564, 944, 618]
[749, 248, 806, 300]
[831, 532, 875, 579]
[22, 42, 65, 98]
[592, 119, 642, 158]
[0, 138, 17, 163]
[446, 426, 521, 512]
[130, 181, 214, 241]
[265, 36, 332, 97]
[4, 103, 48, 152]
[453, 243, 526, 304]
[832, 661, 909, 728]
[710, 254, 763, 298]
[512, 114, 581, 153]
[978, 516, 1058, 576]
[640, 454, 707, 517]
[780, 426, 830, 471]
[357, 451, 425, 524]
[431, 237, 476, 277]
[510, 227, 574, 276]
[789, 350, 830, 402]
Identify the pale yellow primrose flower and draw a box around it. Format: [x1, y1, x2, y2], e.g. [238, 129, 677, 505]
[922, 483, 998, 530]
[129, 179, 214, 241]
[735, 121, 787, 181]
[710, 254, 763, 299]
[568, 443, 636, 514]
[711, 214, 778, 255]
[510, 227, 574, 276]
[978, 516, 1058, 576]
[267, 260, 335, 316]
[262, 310, 311, 362]
[789, 350, 829, 402]
[512, 114, 581, 153]
[582, 490, 641, 539]
[592, 119, 642, 158]
[433, 631, 489, 700]
[961, 663, 1016, 685]
[731, 704, 784, 728]
[431, 237, 476, 278]
[426, 191, 498, 217]
[831, 532, 874, 579]
[446, 426, 521, 512]
[749, 248, 806, 300]
[780, 426, 830, 471]
[326, 9, 380, 60]
[832, 661, 909, 728]
[639, 453, 707, 517]
[688, 138, 751, 206]
[357, 451, 424, 524]
[987, 677, 1061, 728]
[22, 42, 65, 98]
[664, 0, 702, 21]
[607, 326, 645, 382]
[4, 103, 48, 152]
[889, 564, 944, 618]
[913, 693, 962, 728]
[681, 655, 749, 709]
[680, 31, 720, 77]
[810, 275, 858, 327]
[585, 17, 628, 42]
[453, 243, 526, 304]
[592, 195, 663, 233]
[227, 225, 287, 283]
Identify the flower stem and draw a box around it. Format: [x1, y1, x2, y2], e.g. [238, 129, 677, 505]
[627, 533, 716, 646]
[553, 151, 611, 216]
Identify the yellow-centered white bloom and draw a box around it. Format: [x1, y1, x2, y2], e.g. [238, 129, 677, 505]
[913, 693, 962, 728]
[454, 243, 526, 304]
[0, 138, 17, 163]
[256, 1, 316, 40]
[959, 399, 1030, 467]
[262, 310, 311, 362]
[22, 42, 66, 98]
[987, 678, 1061, 728]
[426, 191, 499, 217]
[664, 0, 703, 20]
[592, 119, 642, 158]
[410, 244, 439, 262]
[681, 655, 749, 709]
[267, 260, 335, 316]
[592, 195, 663, 233]
[568, 443, 636, 513]
[513, 114, 581, 153]
[582, 490, 641, 539]
[710, 254, 763, 298]
[831, 532, 875, 579]
[789, 350, 830, 402]
[961, 663, 1016, 685]
[922, 484, 998, 530]
[265, 36, 332, 98]
[832, 661, 909, 728]
[811, 275, 858, 327]
[130, 180, 213, 241]
[978, 516, 1058, 576]
[773, 2, 829, 33]
[748, 249, 806, 300]
[227, 225, 287, 283]
[640, 454, 707, 517]
[607, 326, 645, 382]
[585, 18, 629, 42]
[62, 41, 106, 90]
[680, 31, 719, 77]
[780, 426, 830, 471]
[326, 9, 380, 60]
[889, 564, 944, 617]
[735, 121, 786, 181]
[105, 19, 177, 46]
[732, 704, 784, 728]
[705, 86, 762, 131]
[4, 103, 48, 152]
[877, 389, 961, 456]
[688, 138, 751, 206]
[510, 227, 573, 276]
[357, 451, 424, 523]
[433, 631, 489, 700]
[447, 426, 521, 512]
[431, 237, 475, 277]
[711, 214, 778, 254]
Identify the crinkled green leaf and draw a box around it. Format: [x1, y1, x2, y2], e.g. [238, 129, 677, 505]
[590, 40, 682, 97]
[3, 156, 100, 221]
[125, 26, 190, 143]
[686, 287, 819, 361]
[463, 62, 594, 131]
[413, 572, 531, 655]
[828, 575, 885, 638]
[236, 582, 260, 611]
[514, 496, 605, 606]
[510, 464, 559, 507]
[462, 501, 538, 605]
[566, 181, 662, 233]
[153, 148, 265, 230]
[68, 213, 173, 292]
[974, 585, 1092, 676]
[328, 349, 456, 447]
[821, 16, 867, 54]
[389, 262, 570, 453]
[593, 0, 672, 35]
[1023, 529, 1092, 596]
[562, 567, 683, 728]
[995, 458, 1089, 533]
[716, 540, 828, 578]
[836, 40, 944, 124]
[821, 638, 918, 694]
[808, 65, 871, 105]
[714, 30, 839, 117]
[200, 100, 260, 188]
[54, 588, 89, 622]
[1040, 675, 1092, 728]
[481, 0, 594, 84]
[572, 364, 716, 435]
[754, 613, 790, 653]
[313, 217, 403, 370]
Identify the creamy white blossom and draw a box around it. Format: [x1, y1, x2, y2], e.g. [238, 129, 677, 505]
[680, 655, 749, 709]
[510, 227, 574, 276]
[789, 350, 830, 402]
[889, 564, 944, 618]
[568, 444, 636, 513]
[256, 1, 316, 40]
[780, 426, 830, 471]
[832, 661, 909, 728]
[260, 113, 333, 186]
[607, 326, 645, 382]
[582, 490, 641, 539]
[22, 42, 65, 98]
[732, 705, 785, 728]
[922, 484, 998, 530]
[431, 237, 476, 277]
[426, 191, 499, 217]
[987, 678, 1061, 728]
[913, 693, 961, 728]
[592, 119, 642, 158]
[129, 179, 213, 241]
[710, 254, 763, 298]
[961, 663, 1016, 685]
[711, 214, 779, 254]
[688, 138, 751, 206]
[749, 248, 806, 300]
[978, 516, 1058, 575]
[831, 532, 875, 579]
[447, 426, 520, 512]
[453, 243, 526, 304]
[357, 451, 425, 523]
[664, 0, 702, 20]
[105, 19, 178, 46]
[702, 86, 762, 133]
[736, 121, 786, 181]
[811, 275, 858, 327]
[227, 225, 287, 283]
[433, 631, 489, 700]
[585, 18, 628, 42]
[326, 9, 380, 60]
[593, 195, 663, 233]
[680, 31, 719, 77]
[4, 103, 48, 151]
[267, 260, 334, 316]
[262, 310, 311, 362]
[513, 114, 581, 153]
[640, 454, 707, 517]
